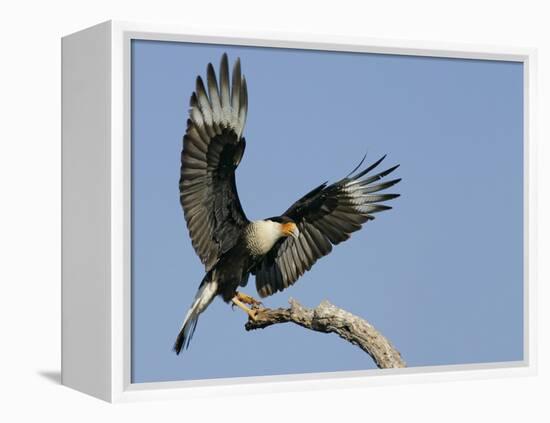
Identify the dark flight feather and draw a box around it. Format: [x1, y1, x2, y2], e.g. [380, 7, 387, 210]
[180, 53, 249, 271]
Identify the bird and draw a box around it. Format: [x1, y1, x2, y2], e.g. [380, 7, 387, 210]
[174, 53, 401, 354]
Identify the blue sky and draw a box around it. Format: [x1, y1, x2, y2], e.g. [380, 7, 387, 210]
[131, 40, 523, 383]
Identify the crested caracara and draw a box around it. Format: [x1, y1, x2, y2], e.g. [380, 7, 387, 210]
[174, 53, 401, 354]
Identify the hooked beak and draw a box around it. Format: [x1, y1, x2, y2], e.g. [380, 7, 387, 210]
[282, 222, 300, 240]
[289, 225, 300, 240]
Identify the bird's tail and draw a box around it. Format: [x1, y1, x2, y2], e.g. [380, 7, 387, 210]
[173, 272, 218, 354]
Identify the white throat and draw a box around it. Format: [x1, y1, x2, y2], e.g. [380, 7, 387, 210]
[245, 220, 283, 256]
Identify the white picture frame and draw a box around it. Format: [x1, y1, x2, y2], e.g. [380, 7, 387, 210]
[61, 20, 537, 403]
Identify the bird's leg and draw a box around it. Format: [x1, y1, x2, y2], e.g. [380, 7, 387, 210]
[235, 291, 262, 308]
[231, 296, 259, 321]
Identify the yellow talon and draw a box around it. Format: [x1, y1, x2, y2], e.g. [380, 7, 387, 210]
[235, 291, 262, 308]
[231, 293, 260, 321]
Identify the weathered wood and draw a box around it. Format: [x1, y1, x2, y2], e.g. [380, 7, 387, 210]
[245, 298, 406, 369]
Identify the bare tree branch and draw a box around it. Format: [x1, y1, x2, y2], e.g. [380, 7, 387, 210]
[245, 298, 406, 369]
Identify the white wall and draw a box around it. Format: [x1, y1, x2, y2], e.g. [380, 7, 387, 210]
[0, 0, 547, 421]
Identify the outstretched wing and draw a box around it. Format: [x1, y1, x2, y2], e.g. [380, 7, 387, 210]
[254, 155, 400, 297]
[180, 53, 249, 271]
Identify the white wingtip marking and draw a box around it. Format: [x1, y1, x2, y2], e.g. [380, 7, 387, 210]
[191, 107, 204, 129]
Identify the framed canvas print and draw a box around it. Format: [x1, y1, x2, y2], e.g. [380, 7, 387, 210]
[61, 21, 537, 402]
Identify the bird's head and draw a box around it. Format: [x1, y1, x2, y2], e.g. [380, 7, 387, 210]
[267, 216, 300, 241]
[281, 221, 300, 240]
